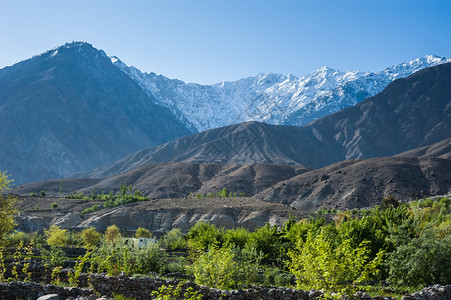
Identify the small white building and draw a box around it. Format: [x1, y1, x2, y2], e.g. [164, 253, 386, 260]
[123, 238, 157, 249]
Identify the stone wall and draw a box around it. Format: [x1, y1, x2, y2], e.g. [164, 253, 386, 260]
[0, 281, 92, 300]
[0, 266, 450, 300]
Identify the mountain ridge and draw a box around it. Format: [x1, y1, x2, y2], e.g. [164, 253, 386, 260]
[112, 53, 451, 131]
[0, 42, 192, 184]
[73, 62, 451, 179]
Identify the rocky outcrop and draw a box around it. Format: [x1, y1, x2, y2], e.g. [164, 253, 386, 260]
[15, 197, 303, 234]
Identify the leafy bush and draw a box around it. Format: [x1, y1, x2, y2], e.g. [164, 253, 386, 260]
[82, 227, 102, 248]
[223, 227, 251, 249]
[41, 245, 66, 267]
[132, 242, 165, 274]
[187, 222, 223, 251]
[90, 240, 165, 275]
[288, 228, 384, 296]
[44, 225, 68, 247]
[135, 227, 152, 238]
[29, 192, 37, 197]
[380, 195, 399, 210]
[151, 282, 203, 300]
[40, 191, 46, 197]
[51, 203, 58, 209]
[191, 245, 263, 289]
[66, 230, 83, 247]
[191, 246, 237, 290]
[161, 228, 187, 251]
[247, 223, 281, 263]
[0, 171, 17, 241]
[387, 228, 451, 288]
[105, 224, 122, 243]
[81, 204, 100, 214]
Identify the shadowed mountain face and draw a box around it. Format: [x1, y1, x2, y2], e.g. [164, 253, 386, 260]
[396, 137, 451, 160]
[13, 163, 310, 199]
[306, 62, 451, 160]
[12, 138, 451, 215]
[0, 42, 192, 184]
[74, 63, 451, 179]
[257, 156, 451, 210]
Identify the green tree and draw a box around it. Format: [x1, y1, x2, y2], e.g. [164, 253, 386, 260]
[82, 227, 102, 248]
[387, 228, 451, 288]
[218, 187, 228, 198]
[187, 222, 223, 251]
[161, 228, 187, 250]
[44, 225, 68, 247]
[135, 227, 152, 238]
[192, 246, 237, 290]
[288, 228, 384, 296]
[105, 224, 122, 243]
[0, 171, 17, 242]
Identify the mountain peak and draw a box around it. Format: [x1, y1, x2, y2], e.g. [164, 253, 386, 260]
[108, 48, 451, 131]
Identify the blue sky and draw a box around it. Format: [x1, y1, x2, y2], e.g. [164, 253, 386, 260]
[0, 0, 450, 84]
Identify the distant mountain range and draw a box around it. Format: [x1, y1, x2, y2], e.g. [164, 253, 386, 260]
[112, 53, 451, 131]
[8, 56, 451, 231]
[1, 41, 450, 184]
[74, 62, 451, 179]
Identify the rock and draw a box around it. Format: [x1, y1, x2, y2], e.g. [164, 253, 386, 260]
[37, 295, 59, 300]
[52, 212, 83, 228]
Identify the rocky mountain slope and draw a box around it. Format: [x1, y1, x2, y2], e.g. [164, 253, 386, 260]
[15, 195, 304, 234]
[257, 156, 451, 211]
[113, 54, 450, 131]
[75, 62, 451, 178]
[13, 163, 310, 199]
[12, 137, 451, 233]
[0, 42, 192, 184]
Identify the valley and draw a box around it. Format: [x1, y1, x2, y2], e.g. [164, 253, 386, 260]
[1, 43, 450, 299]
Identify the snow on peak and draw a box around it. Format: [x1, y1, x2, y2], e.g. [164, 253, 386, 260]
[110, 54, 450, 131]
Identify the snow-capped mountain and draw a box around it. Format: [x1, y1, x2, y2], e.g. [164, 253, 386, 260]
[112, 55, 451, 132]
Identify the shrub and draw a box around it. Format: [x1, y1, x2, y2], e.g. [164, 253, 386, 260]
[51, 203, 58, 209]
[380, 195, 400, 210]
[161, 228, 187, 251]
[0, 171, 17, 241]
[135, 227, 152, 238]
[288, 228, 384, 296]
[191, 245, 262, 289]
[192, 246, 237, 290]
[105, 224, 121, 243]
[187, 222, 223, 251]
[132, 242, 165, 273]
[5, 231, 29, 247]
[67, 230, 83, 247]
[151, 282, 203, 300]
[41, 246, 66, 267]
[82, 227, 102, 248]
[44, 225, 68, 247]
[223, 227, 251, 249]
[40, 191, 46, 197]
[387, 228, 451, 288]
[29, 192, 37, 197]
[247, 223, 281, 262]
[90, 240, 165, 276]
[81, 204, 100, 214]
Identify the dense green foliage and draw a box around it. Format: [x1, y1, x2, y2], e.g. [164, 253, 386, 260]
[64, 183, 150, 210]
[1, 195, 449, 297]
[0, 171, 17, 242]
